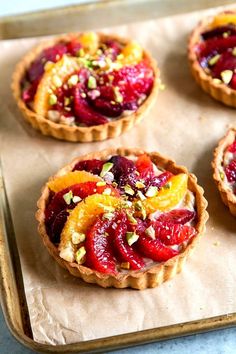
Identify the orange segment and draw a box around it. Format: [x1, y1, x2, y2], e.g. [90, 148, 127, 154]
[34, 56, 80, 116]
[143, 173, 188, 214]
[59, 194, 120, 250]
[47, 171, 101, 193]
[79, 32, 99, 54]
[210, 14, 236, 28]
[119, 41, 143, 65]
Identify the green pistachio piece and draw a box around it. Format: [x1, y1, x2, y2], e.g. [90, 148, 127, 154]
[208, 54, 220, 66]
[221, 70, 233, 84]
[103, 212, 115, 220]
[126, 211, 138, 225]
[124, 184, 135, 196]
[72, 232, 86, 244]
[48, 93, 57, 105]
[102, 188, 112, 196]
[100, 162, 114, 178]
[137, 190, 146, 201]
[72, 195, 82, 203]
[96, 181, 106, 187]
[126, 232, 139, 246]
[68, 75, 79, 87]
[145, 225, 155, 240]
[135, 180, 145, 189]
[63, 190, 73, 205]
[75, 246, 86, 264]
[88, 76, 97, 89]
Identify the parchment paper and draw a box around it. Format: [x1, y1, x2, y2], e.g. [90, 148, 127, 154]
[0, 6, 236, 345]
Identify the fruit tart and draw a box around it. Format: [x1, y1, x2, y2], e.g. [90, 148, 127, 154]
[188, 10, 236, 107]
[12, 32, 159, 142]
[213, 127, 236, 216]
[36, 148, 208, 289]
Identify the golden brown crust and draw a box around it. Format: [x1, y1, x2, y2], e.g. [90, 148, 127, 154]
[35, 148, 208, 290]
[212, 128, 236, 216]
[12, 33, 159, 142]
[188, 12, 236, 108]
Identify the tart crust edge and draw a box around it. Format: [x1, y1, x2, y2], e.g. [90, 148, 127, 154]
[212, 127, 236, 216]
[188, 13, 236, 108]
[12, 33, 160, 142]
[36, 147, 208, 290]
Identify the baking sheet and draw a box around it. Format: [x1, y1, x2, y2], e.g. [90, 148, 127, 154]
[0, 6, 236, 346]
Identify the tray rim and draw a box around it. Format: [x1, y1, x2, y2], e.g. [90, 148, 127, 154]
[1, 0, 236, 352]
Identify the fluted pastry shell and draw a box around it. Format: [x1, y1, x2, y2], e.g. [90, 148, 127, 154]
[188, 11, 236, 108]
[36, 148, 208, 290]
[12, 33, 160, 142]
[212, 128, 236, 216]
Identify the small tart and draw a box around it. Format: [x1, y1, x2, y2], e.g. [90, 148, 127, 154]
[36, 148, 208, 290]
[212, 127, 236, 216]
[188, 10, 236, 107]
[12, 32, 159, 142]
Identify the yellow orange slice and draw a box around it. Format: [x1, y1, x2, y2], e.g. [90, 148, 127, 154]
[119, 41, 143, 65]
[47, 171, 101, 193]
[143, 173, 188, 214]
[79, 32, 99, 54]
[59, 194, 120, 250]
[210, 14, 236, 28]
[34, 56, 80, 116]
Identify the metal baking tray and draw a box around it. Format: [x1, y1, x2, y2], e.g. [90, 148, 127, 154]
[0, 1, 236, 352]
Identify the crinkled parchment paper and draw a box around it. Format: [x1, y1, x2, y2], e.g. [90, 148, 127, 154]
[0, 5, 236, 345]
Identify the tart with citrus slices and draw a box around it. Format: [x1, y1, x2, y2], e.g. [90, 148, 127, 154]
[213, 127, 236, 216]
[12, 32, 159, 142]
[188, 10, 236, 107]
[36, 148, 208, 289]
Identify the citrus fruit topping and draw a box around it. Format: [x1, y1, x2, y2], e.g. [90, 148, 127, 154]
[143, 173, 188, 213]
[47, 171, 101, 193]
[119, 41, 143, 65]
[136, 234, 178, 262]
[78, 32, 99, 54]
[211, 14, 236, 29]
[157, 209, 195, 224]
[59, 194, 120, 251]
[85, 216, 117, 274]
[152, 221, 196, 246]
[34, 56, 80, 116]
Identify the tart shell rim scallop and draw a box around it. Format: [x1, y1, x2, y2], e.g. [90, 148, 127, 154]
[12, 32, 160, 142]
[212, 127, 236, 216]
[188, 11, 236, 108]
[36, 147, 208, 290]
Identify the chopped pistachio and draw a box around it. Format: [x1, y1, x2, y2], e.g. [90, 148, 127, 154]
[145, 186, 158, 197]
[212, 78, 222, 85]
[126, 211, 137, 225]
[88, 76, 97, 89]
[134, 201, 147, 219]
[72, 232, 86, 244]
[121, 262, 130, 270]
[52, 75, 62, 88]
[121, 200, 133, 208]
[233, 47, 236, 56]
[219, 170, 225, 181]
[103, 212, 114, 220]
[124, 184, 135, 196]
[96, 181, 106, 187]
[78, 48, 85, 57]
[137, 190, 146, 201]
[64, 97, 71, 106]
[163, 183, 171, 190]
[48, 93, 57, 105]
[126, 232, 139, 246]
[72, 195, 82, 203]
[103, 188, 111, 196]
[59, 247, 75, 262]
[135, 180, 145, 189]
[145, 225, 156, 240]
[100, 162, 113, 178]
[208, 54, 220, 66]
[63, 190, 73, 205]
[68, 75, 79, 87]
[75, 246, 86, 264]
[114, 87, 123, 103]
[223, 32, 229, 38]
[81, 92, 87, 98]
[221, 70, 233, 84]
